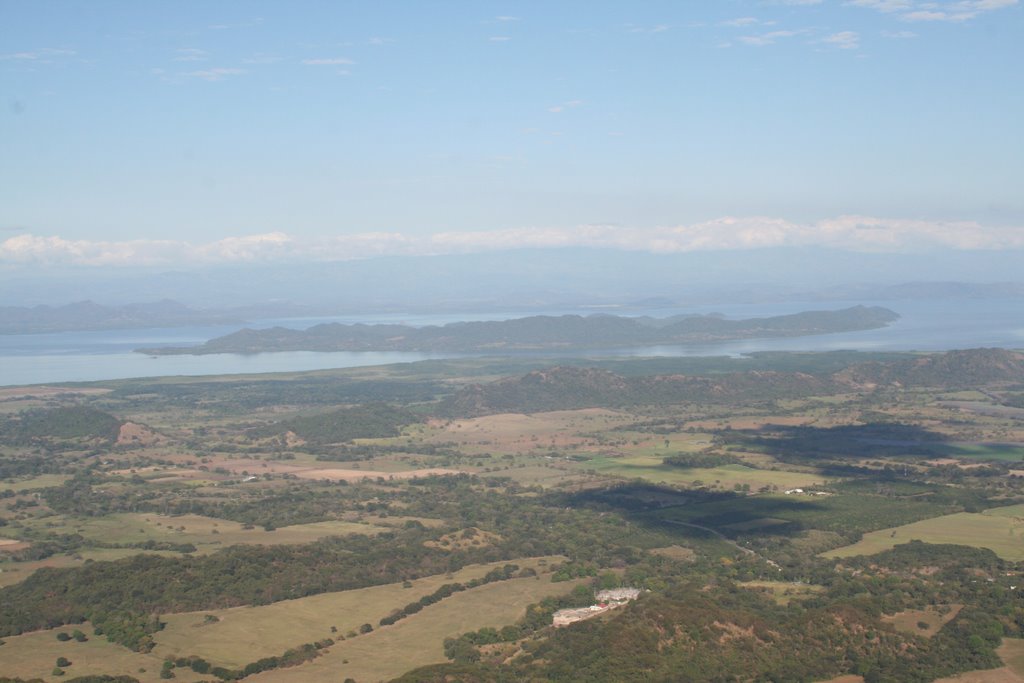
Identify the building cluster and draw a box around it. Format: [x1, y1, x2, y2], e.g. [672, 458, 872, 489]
[552, 587, 642, 627]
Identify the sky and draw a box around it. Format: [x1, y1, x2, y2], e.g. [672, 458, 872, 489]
[1, 0, 1022, 268]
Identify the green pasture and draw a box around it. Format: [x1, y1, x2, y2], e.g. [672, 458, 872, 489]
[575, 452, 827, 490]
[936, 443, 1024, 463]
[1, 474, 71, 492]
[740, 580, 825, 605]
[824, 504, 1024, 561]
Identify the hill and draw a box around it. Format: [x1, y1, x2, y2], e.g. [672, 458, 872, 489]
[837, 348, 1024, 388]
[439, 366, 838, 416]
[438, 348, 1024, 417]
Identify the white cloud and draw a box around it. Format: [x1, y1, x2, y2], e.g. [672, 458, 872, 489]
[548, 99, 584, 113]
[173, 48, 208, 62]
[185, 67, 246, 81]
[721, 17, 761, 27]
[738, 30, 803, 46]
[847, 0, 914, 11]
[489, 36, 512, 42]
[5, 217, 1023, 267]
[626, 24, 672, 34]
[0, 47, 76, 62]
[822, 31, 861, 48]
[849, 0, 1017, 21]
[902, 9, 972, 20]
[302, 57, 355, 65]
[242, 53, 284, 64]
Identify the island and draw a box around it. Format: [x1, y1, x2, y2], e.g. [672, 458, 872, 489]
[136, 305, 899, 355]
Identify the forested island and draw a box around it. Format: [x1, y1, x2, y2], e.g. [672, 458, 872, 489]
[137, 305, 899, 355]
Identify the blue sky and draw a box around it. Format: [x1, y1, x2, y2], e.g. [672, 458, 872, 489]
[1, 0, 1022, 267]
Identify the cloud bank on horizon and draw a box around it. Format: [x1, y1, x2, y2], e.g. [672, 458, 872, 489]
[3, 216, 1022, 267]
[1, 1, 1021, 261]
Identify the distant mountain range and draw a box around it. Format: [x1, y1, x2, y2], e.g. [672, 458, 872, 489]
[3, 246, 1024, 311]
[0, 300, 244, 334]
[138, 306, 899, 355]
[0, 299, 320, 335]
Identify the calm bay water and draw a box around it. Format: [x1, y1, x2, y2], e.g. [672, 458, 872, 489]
[1, 299, 1023, 387]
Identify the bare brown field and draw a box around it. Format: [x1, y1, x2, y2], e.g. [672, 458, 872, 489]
[116, 421, 167, 446]
[154, 556, 566, 669]
[882, 604, 963, 638]
[293, 466, 463, 482]
[816, 676, 865, 683]
[179, 453, 468, 483]
[424, 409, 634, 454]
[0, 538, 30, 552]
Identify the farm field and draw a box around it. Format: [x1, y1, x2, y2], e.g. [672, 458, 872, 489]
[19, 512, 391, 553]
[576, 452, 829, 491]
[247, 574, 587, 683]
[1, 474, 71, 491]
[739, 580, 826, 605]
[154, 556, 565, 668]
[0, 622, 209, 683]
[824, 504, 1024, 561]
[882, 604, 963, 638]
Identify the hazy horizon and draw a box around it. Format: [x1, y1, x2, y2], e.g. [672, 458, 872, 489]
[3, 1, 1022, 291]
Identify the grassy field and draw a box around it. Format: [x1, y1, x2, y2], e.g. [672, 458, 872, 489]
[1, 473, 71, 492]
[739, 581, 825, 605]
[824, 504, 1024, 561]
[882, 604, 963, 638]
[576, 453, 828, 491]
[247, 574, 587, 683]
[937, 443, 1024, 463]
[154, 556, 565, 668]
[0, 622, 209, 683]
[20, 513, 390, 554]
